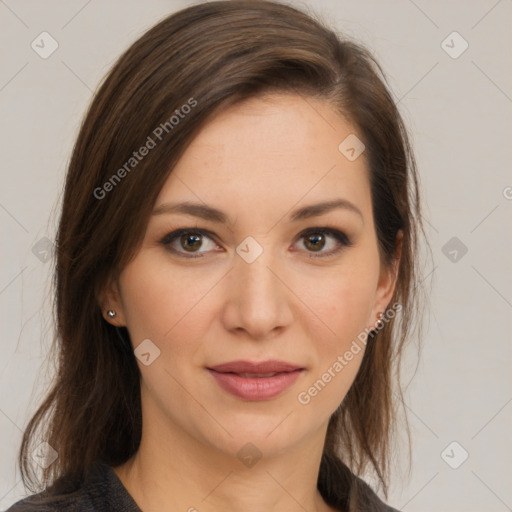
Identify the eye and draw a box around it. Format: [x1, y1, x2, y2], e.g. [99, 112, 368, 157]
[159, 228, 219, 258]
[294, 227, 353, 258]
[159, 226, 353, 259]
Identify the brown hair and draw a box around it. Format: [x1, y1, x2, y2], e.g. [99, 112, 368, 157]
[19, 1, 428, 510]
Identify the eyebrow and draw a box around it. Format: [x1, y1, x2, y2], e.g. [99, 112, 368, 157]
[152, 199, 363, 224]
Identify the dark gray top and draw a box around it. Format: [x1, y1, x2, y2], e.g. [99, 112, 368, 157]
[6, 460, 400, 511]
[6, 461, 140, 512]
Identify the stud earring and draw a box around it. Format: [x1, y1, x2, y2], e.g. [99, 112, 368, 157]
[375, 311, 385, 329]
[107, 310, 116, 319]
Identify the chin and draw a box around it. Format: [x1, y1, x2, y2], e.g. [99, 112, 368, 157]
[196, 408, 318, 460]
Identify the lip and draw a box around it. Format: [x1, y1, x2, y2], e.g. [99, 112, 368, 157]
[207, 360, 305, 401]
[208, 360, 303, 373]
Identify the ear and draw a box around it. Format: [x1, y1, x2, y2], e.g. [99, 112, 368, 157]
[370, 230, 403, 324]
[97, 275, 127, 327]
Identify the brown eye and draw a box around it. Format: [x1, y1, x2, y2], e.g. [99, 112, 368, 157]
[180, 233, 203, 252]
[160, 227, 352, 260]
[296, 228, 353, 258]
[304, 233, 326, 252]
[160, 229, 219, 258]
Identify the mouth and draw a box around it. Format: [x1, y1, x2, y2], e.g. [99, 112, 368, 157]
[206, 360, 305, 401]
[230, 372, 284, 378]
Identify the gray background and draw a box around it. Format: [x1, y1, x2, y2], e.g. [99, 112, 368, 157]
[1, 0, 511, 510]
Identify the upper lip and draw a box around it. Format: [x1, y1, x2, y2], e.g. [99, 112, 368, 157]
[207, 360, 303, 374]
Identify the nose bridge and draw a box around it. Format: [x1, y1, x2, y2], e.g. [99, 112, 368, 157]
[237, 248, 277, 294]
[222, 237, 293, 337]
[235, 238, 281, 304]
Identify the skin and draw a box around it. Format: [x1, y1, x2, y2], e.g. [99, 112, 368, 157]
[101, 93, 401, 512]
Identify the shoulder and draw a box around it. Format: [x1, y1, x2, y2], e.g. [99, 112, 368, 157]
[350, 473, 402, 512]
[5, 461, 141, 512]
[6, 489, 86, 511]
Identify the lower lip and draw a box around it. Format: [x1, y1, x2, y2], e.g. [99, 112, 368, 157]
[207, 369, 303, 400]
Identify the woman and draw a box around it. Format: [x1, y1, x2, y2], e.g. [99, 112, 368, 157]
[8, 1, 427, 510]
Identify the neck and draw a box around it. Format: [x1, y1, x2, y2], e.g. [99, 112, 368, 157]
[112, 406, 337, 512]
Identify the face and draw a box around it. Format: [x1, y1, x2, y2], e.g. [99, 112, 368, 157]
[104, 93, 399, 461]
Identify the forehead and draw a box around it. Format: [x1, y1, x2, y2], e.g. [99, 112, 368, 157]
[156, 93, 371, 220]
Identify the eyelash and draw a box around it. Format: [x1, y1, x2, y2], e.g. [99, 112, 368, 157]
[159, 227, 353, 259]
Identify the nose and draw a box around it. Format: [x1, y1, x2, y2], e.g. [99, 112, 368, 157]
[220, 245, 294, 340]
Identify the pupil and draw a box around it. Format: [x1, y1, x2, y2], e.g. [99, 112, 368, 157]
[182, 233, 201, 251]
[307, 234, 324, 251]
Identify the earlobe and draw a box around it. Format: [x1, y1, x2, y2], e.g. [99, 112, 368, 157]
[97, 277, 127, 326]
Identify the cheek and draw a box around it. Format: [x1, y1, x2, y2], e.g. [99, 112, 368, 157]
[119, 255, 221, 351]
[300, 260, 378, 345]
[294, 268, 374, 413]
